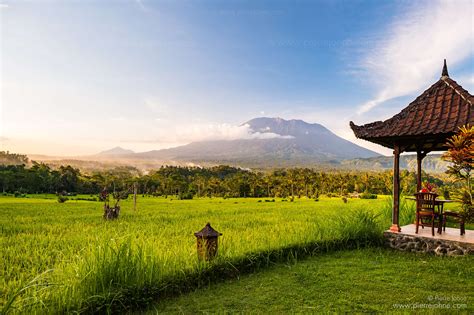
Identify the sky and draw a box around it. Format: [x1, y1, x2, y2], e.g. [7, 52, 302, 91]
[1, 0, 473, 156]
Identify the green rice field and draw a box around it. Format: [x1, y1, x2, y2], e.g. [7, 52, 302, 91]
[1, 195, 471, 313]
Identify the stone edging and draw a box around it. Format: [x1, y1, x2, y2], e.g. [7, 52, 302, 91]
[384, 231, 474, 256]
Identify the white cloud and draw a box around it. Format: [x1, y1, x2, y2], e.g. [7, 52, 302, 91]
[357, 0, 474, 115]
[173, 123, 293, 142]
[0, 4, 9, 9]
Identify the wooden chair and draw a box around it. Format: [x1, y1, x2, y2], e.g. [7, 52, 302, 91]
[443, 211, 466, 235]
[415, 192, 441, 236]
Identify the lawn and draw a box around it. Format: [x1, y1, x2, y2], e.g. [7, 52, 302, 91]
[152, 248, 474, 313]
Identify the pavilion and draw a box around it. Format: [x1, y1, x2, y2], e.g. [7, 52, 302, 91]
[350, 60, 473, 233]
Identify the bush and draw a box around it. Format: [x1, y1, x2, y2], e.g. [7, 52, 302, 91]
[75, 197, 98, 202]
[14, 191, 26, 198]
[359, 192, 377, 199]
[57, 196, 69, 203]
[178, 192, 193, 200]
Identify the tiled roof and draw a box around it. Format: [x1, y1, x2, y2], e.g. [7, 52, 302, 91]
[350, 75, 473, 151]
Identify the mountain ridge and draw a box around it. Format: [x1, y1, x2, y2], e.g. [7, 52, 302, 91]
[97, 146, 135, 157]
[131, 117, 380, 164]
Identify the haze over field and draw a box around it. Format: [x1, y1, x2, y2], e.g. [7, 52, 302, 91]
[1, 0, 473, 157]
[17, 117, 448, 172]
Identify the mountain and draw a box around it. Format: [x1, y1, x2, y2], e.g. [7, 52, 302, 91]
[97, 147, 135, 157]
[29, 118, 451, 171]
[134, 117, 380, 167]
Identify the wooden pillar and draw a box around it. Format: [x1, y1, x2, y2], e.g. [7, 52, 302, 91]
[416, 151, 427, 192]
[390, 145, 401, 232]
[416, 152, 422, 192]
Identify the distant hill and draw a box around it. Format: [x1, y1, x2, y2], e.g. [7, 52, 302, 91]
[96, 147, 135, 157]
[340, 154, 449, 173]
[134, 117, 380, 166]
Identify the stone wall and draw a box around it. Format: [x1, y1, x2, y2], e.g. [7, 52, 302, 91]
[384, 232, 474, 256]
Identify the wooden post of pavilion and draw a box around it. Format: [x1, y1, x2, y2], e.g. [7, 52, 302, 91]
[391, 145, 401, 232]
[416, 150, 428, 192]
[350, 60, 474, 233]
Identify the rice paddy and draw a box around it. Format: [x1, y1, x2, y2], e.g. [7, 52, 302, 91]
[0, 194, 412, 312]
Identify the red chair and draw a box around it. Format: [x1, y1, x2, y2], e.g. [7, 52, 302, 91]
[415, 192, 441, 236]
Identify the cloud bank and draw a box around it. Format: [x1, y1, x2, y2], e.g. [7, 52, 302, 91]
[357, 0, 474, 115]
[173, 123, 293, 142]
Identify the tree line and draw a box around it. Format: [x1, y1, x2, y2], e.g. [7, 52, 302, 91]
[0, 161, 451, 198]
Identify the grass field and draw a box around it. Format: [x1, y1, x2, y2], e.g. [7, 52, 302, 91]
[153, 248, 474, 313]
[0, 194, 470, 313]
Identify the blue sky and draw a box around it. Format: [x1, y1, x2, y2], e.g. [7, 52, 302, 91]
[1, 0, 473, 156]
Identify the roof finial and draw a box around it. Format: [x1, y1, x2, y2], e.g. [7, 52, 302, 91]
[441, 59, 449, 78]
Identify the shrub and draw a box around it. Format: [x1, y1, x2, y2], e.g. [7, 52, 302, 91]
[359, 192, 377, 199]
[76, 197, 98, 202]
[178, 192, 193, 200]
[57, 196, 69, 203]
[442, 125, 473, 223]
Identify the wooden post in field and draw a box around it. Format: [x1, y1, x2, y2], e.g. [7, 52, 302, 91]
[133, 182, 138, 211]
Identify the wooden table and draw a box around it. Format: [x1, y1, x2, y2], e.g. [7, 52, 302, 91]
[405, 197, 455, 234]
